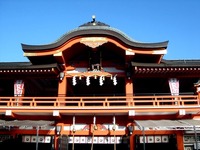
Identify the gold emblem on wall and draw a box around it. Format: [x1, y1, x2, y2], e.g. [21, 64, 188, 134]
[80, 37, 108, 48]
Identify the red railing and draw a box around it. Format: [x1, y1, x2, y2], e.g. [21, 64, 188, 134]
[0, 95, 199, 109]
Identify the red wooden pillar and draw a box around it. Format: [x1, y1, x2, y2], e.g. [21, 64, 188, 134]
[58, 75, 67, 97]
[176, 131, 184, 150]
[125, 78, 133, 102]
[130, 134, 134, 150]
[58, 73, 67, 106]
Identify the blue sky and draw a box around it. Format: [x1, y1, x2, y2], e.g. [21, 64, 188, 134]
[0, 0, 200, 62]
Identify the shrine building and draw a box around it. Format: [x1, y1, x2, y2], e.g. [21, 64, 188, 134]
[0, 16, 200, 150]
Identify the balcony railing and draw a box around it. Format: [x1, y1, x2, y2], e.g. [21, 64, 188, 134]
[0, 95, 199, 109]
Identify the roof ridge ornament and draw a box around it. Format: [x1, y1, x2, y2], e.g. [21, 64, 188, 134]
[92, 15, 96, 23]
[79, 15, 110, 27]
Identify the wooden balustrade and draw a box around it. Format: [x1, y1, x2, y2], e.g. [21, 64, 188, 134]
[0, 95, 199, 109]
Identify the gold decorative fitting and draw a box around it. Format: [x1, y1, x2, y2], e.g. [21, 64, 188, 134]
[72, 128, 76, 133]
[112, 125, 116, 131]
[80, 37, 108, 48]
[93, 125, 98, 130]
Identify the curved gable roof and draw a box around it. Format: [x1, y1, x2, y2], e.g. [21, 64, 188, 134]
[22, 21, 168, 51]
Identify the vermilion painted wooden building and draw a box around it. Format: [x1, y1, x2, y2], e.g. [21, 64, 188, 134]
[0, 16, 200, 150]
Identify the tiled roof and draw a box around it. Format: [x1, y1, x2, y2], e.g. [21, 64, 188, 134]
[132, 59, 200, 67]
[0, 62, 59, 69]
[132, 59, 200, 76]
